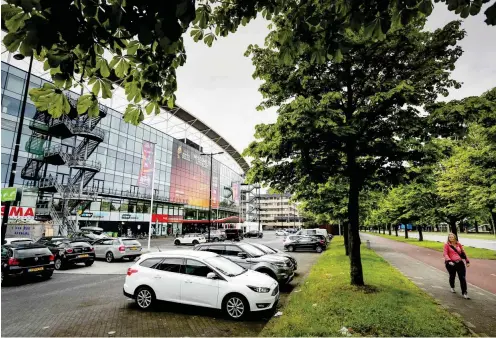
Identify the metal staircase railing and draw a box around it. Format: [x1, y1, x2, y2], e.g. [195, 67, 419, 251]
[21, 156, 44, 180]
[44, 144, 72, 164]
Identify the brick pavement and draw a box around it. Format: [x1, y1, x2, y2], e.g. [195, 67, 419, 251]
[362, 233, 496, 337]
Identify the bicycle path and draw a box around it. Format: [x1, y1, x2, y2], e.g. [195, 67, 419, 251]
[361, 233, 496, 337]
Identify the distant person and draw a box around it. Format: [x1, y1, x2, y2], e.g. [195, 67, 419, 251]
[444, 232, 470, 299]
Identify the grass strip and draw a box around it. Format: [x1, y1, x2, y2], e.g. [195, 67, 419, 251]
[261, 237, 471, 337]
[368, 233, 496, 260]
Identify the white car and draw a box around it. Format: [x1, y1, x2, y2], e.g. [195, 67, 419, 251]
[3, 237, 35, 245]
[123, 250, 280, 319]
[275, 230, 288, 236]
[174, 233, 206, 246]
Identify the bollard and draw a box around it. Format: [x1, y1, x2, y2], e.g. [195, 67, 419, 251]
[366, 240, 371, 249]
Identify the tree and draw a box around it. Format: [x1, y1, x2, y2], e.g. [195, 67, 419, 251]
[244, 17, 465, 286]
[2, 0, 493, 122]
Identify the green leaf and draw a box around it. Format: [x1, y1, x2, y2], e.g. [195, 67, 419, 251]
[1, 5, 23, 22]
[191, 29, 203, 42]
[5, 12, 29, 32]
[460, 6, 470, 18]
[76, 94, 94, 114]
[101, 79, 113, 99]
[484, 2, 496, 25]
[203, 33, 214, 47]
[145, 101, 154, 114]
[3, 32, 23, 52]
[88, 99, 100, 117]
[100, 59, 110, 77]
[92, 80, 100, 96]
[334, 48, 343, 63]
[127, 40, 140, 55]
[167, 95, 175, 109]
[123, 104, 144, 125]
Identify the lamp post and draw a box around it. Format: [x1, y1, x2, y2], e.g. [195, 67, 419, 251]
[201, 151, 223, 242]
[1, 54, 34, 243]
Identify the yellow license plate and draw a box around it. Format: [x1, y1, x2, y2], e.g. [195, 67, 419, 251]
[130, 247, 137, 250]
[78, 254, 89, 258]
[28, 267, 44, 272]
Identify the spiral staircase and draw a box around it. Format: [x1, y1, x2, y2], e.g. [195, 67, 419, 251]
[21, 93, 107, 235]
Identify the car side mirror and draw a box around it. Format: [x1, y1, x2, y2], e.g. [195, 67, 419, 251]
[237, 252, 247, 259]
[207, 272, 217, 279]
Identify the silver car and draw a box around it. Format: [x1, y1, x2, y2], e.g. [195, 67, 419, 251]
[247, 242, 298, 271]
[92, 238, 142, 262]
[194, 242, 294, 284]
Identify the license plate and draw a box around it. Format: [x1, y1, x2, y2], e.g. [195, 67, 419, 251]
[78, 254, 89, 258]
[28, 267, 44, 272]
[129, 247, 137, 250]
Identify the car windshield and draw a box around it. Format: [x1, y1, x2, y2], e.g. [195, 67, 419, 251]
[11, 240, 33, 245]
[239, 243, 265, 257]
[257, 244, 277, 254]
[70, 241, 91, 247]
[205, 256, 246, 277]
[15, 247, 51, 258]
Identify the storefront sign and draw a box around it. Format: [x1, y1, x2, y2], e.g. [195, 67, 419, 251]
[1, 206, 35, 218]
[138, 141, 155, 188]
[1, 188, 17, 202]
[151, 214, 184, 223]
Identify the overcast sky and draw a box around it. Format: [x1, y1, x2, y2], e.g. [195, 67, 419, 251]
[174, 4, 496, 155]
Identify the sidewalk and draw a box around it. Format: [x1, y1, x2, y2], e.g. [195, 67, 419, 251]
[361, 233, 496, 337]
[407, 232, 496, 251]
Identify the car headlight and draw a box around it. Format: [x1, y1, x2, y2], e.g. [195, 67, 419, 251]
[274, 262, 286, 268]
[247, 285, 270, 293]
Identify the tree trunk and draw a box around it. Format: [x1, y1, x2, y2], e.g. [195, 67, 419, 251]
[395, 224, 398, 237]
[388, 223, 392, 236]
[347, 157, 364, 286]
[474, 219, 478, 233]
[459, 221, 465, 233]
[405, 225, 409, 239]
[343, 221, 349, 256]
[382, 226, 385, 234]
[449, 218, 458, 238]
[491, 212, 496, 236]
[435, 224, 439, 232]
[418, 225, 423, 241]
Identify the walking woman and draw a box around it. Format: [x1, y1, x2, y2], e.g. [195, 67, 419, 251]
[444, 233, 471, 299]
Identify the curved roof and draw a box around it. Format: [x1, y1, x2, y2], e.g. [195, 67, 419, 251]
[160, 105, 250, 173]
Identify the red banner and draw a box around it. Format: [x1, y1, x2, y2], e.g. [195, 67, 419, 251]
[151, 214, 184, 223]
[138, 141, 155, 188]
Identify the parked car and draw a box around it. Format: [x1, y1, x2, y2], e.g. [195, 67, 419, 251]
[1, 243, 55, 283]
[123, 250, 279, 319]
[194, 242, 294, 284]
[310, 235, 328, 247]
[36, 236, 67, 245]
[69, 231, 106, 242]
[284, 236, 326, 253]
[275, 230, 288, 236]
[174, 233, 206, 246]
[79, 226, 110, 240]
[296, 228, 330, 243]
[92, 237, 143, 262]
[45, 239, 95, 269]
[203, 230, 226, 242]
[225, 229, 244, 241]
[244, 230, 263, 238]
[247, 242, 297, 271]
[3, 237, 35, 245]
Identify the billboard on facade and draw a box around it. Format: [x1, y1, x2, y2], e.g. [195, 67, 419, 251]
[169, 140, 220, 208]
[232, 182, 241, 205]
[137, 141, 155, 188]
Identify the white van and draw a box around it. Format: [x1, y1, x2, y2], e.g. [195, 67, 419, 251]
[296, 228, 329, 242]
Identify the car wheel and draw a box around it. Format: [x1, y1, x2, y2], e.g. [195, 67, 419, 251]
[213, 237, 219, 242]
[287, 245, 294, 252]
[192, 240, 199, 245]
[174, 239, 180, 246]
[54, 258, 64, 270]
[135, 286, 155, 310]
[42, 271, 54, 279]
[85, 260, 94, 267]
[224, 294, 248, 320]
[316, 246, 323, 253]
[106, 252, 114, 263]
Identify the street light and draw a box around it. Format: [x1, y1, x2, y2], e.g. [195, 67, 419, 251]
[1, 54, 34, 243]
[200, 151, 223, 242]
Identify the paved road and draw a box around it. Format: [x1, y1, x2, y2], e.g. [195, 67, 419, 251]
[1, 233, 321, 337]
[362, 233, 496, 337]
[406, 232, 496, 251]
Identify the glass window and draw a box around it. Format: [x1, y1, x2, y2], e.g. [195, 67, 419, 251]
[116, 159, 125, 171]
[157, 258, 182, 273]
[126, 138, 135, 152]
[25, 103, 37, 119]
[6, 75, 25, 94]
[120, 119, 128, 133]
[118, 135, 127, 149]
[224, 245, 243, 256]
[139, 257, 163, 269]
[117, 151, 126, 160]
[108, 132, 118, 146]
[205, 256, 246, 277]
[136, 127, 143, 139]
[2, 96, 21, 117]
[108, 149, 117, 158]
[183, 259, 213, 277]
[1, 70, 7, 88]
[1, 129, 15, 149]
[106, 157, 116, 170]
[205, 245, 225, 255]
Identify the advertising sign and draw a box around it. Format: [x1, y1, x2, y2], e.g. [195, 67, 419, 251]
[1, 187, 17, 202]
[232, 182, 240, 205]
[1, 206, 35, 218]
[138, 141, 155, 188]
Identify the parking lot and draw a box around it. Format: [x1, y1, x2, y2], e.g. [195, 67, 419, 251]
[1, 232, 322, 337]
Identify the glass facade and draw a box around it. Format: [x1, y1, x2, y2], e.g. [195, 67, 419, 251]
[1, 62, 243, 235]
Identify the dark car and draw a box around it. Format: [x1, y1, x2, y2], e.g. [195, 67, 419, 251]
[284, 236, 326, 253]
[310, 235, 328, 247]
[248, 242, 298, 271]
[224, 229, 244, 241]
[244, 230, 263, 238]
[36, 236, 67, 245]
[45, 239, 95, 270]
[1, 243, 55, 283]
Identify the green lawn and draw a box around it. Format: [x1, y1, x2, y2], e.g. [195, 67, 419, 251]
[368, 233, 496, 260]
[261, 237, 471, 337]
